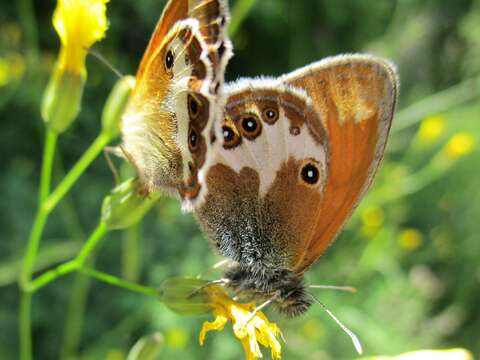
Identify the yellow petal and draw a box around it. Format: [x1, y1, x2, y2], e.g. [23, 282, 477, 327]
[53, 0, 109, 74]
[198, 313, 228, 345]
[240, 336, 259, 360]
[198, 285, 283, 359]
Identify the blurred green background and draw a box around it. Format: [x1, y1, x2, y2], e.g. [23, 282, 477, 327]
[1, 0, 480, 359]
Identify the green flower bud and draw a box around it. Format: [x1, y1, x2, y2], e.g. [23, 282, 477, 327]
[41, 64, 85, 134]
[158, 277, 212, 316]
[102, 75, 135, 138]
[101, 178, 160, 230]
[126, 333, 163, 360]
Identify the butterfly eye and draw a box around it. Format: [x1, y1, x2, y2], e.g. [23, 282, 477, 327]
[300, 162, 320, 185]
[188, 95, 200, 119]
[262, 107, 279, 124]
[188, 127, 199, 151]
[239, 115, 262, 140]
[222, 124, 241, 149]
[165, 50, 174, 70]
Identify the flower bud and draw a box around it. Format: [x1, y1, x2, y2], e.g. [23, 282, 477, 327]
[101, 178, 160, 230]
[102, 76, 135, 138]
[41, 64, 85, 134]
[126, 333, 163, 360]
[158, 277, 212, 316]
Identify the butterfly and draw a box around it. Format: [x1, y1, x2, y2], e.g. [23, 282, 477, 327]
[121, 0, 232, 198]
[192, 54, 399, 316]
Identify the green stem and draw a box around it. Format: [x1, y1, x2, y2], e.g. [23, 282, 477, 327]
[20, 131, 58, 287]
[122, 224, 141, 282]
[0, 241, 82, 288]
[27, 261, 78, 293]
[43, 132, 112, 213]
[29, 222, 108, 292]
[19, 293, 32, 360]
[373, 154, 453, 204]
[19, 130, 57, 360]
[76, 222, 108, 265]
[60, 274, 90, 360]
[20, 210, 49, 289]
[392, 75, 480, 134]
[60, 266, 95, 359]
[40, 130, 58, 203]
[79, 267, 158, 298]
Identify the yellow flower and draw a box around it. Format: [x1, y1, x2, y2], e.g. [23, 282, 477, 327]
[418, 115, 446, 145]
[53, 0, 109, 75]
[199, 285, 282, 360]
[42, 0, 109, 133]
[399, 229, 423, 251]
[443, 133, 476, 159]
[361, 206, 384, 238]
[0, 53, 25, 87]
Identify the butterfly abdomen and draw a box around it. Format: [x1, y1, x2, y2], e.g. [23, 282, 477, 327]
[224, 264, 312, 317]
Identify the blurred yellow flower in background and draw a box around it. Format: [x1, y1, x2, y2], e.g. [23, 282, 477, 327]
[0, 54, 25, 87]
[399, 229, 423, 251]
[361, 206, 385, 238]
[418, 115, 446, 145]
[199, 285, 282, 360]
[53, 0, 109, 75]
[443, 133, 476, 158]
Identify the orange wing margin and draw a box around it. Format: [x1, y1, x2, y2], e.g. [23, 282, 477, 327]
[136, 0, 188, 80]
[136, 0, 228, 81]
[283, 55, 398, 272]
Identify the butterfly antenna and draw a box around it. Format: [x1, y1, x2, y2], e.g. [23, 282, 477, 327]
[308, 293, 363, 355]
[87, 47, 124, 79]
[309, 285, 357, 293]
[103, 146, 123, 185]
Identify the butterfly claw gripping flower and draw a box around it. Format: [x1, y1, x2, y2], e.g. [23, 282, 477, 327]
[199, 285, 282, 360]
[42, 0, 109, 133]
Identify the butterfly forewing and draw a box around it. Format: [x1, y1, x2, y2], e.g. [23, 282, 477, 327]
[121, 0, 232, 197]
[282, 55, 398, 272]
[136, 0, 230, 83]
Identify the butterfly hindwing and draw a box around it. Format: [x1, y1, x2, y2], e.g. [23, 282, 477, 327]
[195, 55, 398, 273]
[282, 54, 398, 272]
[195, 80, 330, 269]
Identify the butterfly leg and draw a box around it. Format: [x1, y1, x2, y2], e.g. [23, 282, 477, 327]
[187, 278, 230, 299]
[244, 291, 281, 325]
[103, 145, 125, 185]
